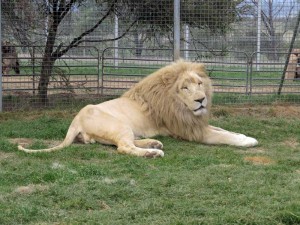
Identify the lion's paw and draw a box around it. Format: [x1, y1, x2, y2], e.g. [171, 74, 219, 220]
[144, 149, 164, 158]
[149, 141, 163, 149]
[237, 135, 258, 147]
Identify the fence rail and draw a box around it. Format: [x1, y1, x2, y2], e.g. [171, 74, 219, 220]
[102, 47, 300, 97]
[1, 47, 300, 110]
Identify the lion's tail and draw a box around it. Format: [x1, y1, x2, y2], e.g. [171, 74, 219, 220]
[17, 123, 79, 153]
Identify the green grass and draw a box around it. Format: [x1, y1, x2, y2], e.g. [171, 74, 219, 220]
[0, 107, 300, 224]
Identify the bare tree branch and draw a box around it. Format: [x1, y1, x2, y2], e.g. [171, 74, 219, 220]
[60, 0, 77, 20]
[79, 19, 137, 43]
[52, 0, 118, 58]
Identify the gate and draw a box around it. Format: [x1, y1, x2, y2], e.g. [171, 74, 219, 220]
[102, 48, 300, 103]
[101, 48, 250, 96]
[101, 47, 173, 96]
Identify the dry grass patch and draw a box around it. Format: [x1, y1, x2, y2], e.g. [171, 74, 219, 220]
[0, 152, 15, 160]
[14, 184, 49, 195]
[283, 137, 299, 149]
[8, 138, 61, 148]
[236, 147, 267, 154]
[244, 156, 275, 165]
[212, 105, 300, 118]
[8, 138, 34, 146]
[98, 201, 111, 210]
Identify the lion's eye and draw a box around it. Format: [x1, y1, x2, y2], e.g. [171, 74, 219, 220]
[182, 87, 188, 90]
[198, 82, 202, 86]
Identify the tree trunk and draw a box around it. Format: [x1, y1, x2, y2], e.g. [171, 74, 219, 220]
[37, 10, 59, 105]
[38, 58, 55, 105]
[35, 1, 118, 104]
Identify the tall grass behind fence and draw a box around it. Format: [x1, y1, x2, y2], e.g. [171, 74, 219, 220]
[1, 0, 300, 110]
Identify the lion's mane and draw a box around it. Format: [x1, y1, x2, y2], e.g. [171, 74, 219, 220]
[123, 60, 213, 141]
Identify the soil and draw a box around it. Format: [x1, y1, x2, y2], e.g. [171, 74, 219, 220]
[212, 105, 300, 119]
[244, 156, 275, 165]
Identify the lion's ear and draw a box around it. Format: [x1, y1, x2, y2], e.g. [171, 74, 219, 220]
[195, 63, 206, 72]
[160, 70, 176, 86]
[193, 63, 208, 77]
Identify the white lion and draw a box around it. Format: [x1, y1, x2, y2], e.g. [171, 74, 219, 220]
[18, 60, 258, 157]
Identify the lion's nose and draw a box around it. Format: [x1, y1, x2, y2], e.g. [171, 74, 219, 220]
[195, 98, 205, 103]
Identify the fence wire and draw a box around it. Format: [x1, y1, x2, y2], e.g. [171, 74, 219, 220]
[1, 0, 300, 110]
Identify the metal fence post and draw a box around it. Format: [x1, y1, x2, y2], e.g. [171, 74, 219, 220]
[0, 2, 2, 112]
[32, 46, 36, 95]
[173, 0, 180, 61]
[248, 54, 253, 95]
[184, 24, 190, 60]
[256, 0, 262, 71]
[114, 14, 119, 67]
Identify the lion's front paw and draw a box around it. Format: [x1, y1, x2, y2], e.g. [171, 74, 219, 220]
[149, 141, 163, 149]
[144, 149, 164, 158]
[134, 139, 164, 149]
[237, 135, 258, 147]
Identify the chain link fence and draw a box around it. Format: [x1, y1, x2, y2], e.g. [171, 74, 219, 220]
[1, 0, 300, 111]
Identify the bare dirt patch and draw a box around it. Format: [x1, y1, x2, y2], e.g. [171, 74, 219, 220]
[8, 138, 34, 146]
[236, 147, 267, 154]
[244, 156, 275, 165]
[14, 184, 49, 195]
[283, 138, 299, 149]
[0, 152, 15, 160]
[212, 105, 300, 119]
[99, 201, 111, 210]
[8, 138, 62, 148]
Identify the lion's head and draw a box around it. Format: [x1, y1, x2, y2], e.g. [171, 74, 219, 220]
[123, 60, 212, 140]
[172, 68, 210, 116]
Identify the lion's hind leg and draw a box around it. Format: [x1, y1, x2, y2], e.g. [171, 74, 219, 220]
[75, 132, 96, 144]
[82, 106, 164, 158]
[117, 133, 164, 158]
[134, 139, 163, 149]
[111, 126, 164, 158]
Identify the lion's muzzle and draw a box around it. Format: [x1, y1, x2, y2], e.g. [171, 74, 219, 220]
[193, 97, 208, 116]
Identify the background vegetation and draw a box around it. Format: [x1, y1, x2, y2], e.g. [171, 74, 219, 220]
[2, 0, 299, 106]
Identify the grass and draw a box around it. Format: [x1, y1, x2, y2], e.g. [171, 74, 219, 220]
[0, 106, 300, 224]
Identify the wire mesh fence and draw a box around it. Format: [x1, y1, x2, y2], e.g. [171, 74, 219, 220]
[1, 0, 300, 111]
[2, 45, 101, 110]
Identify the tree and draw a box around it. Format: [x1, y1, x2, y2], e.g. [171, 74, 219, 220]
[121, 0, 245, 56]
[36, 0, 138, 104]
[1, 0, 43, 61]
[2, 0, 246, 103]
[2, 0, 137, 104]
[251, 0, 298, 60]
